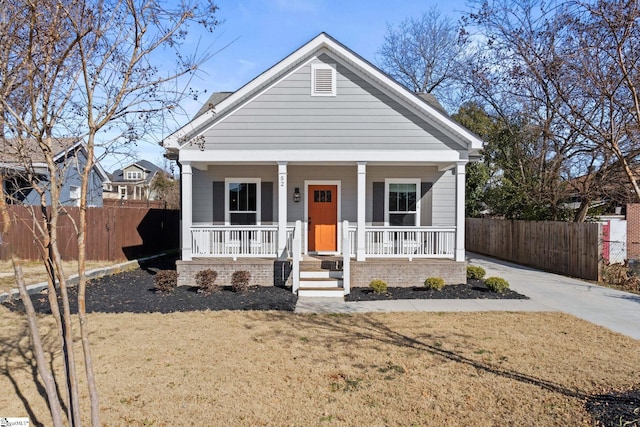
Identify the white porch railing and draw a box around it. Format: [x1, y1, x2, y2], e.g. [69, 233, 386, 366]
[365, 226, 455, 259]
[191, 225, 280, 258]
[191, 225, 456, 259]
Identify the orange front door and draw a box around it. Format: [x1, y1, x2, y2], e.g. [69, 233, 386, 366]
[308, 185, 338, 252]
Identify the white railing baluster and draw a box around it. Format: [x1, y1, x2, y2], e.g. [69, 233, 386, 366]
[190, 225, 280, 258]
[363, 226, 456, 258]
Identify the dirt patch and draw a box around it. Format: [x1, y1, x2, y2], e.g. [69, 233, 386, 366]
[0, 310, 638, 426]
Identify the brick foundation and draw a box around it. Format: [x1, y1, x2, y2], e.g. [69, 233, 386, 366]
[627, 204, 640, 261]
[350, 259, 466, 287]
[176, 258, 292, 287]
[177, 257, 465, 288]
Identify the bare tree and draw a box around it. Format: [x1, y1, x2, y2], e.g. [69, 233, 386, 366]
[377, 6, 469, 111]
[462, 0, 640, 221]
[0, 0, 219, 425]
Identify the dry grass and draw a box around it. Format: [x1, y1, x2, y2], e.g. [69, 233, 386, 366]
[0, 260, 121, 294]
[0, 309, 638, 426]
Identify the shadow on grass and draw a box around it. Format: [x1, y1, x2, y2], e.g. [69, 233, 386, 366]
[251, 311, 638, 420]
[0, 316, 67, 427]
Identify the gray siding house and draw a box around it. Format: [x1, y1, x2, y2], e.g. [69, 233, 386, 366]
[163, 33, 483, 295]
[104, 160, 168, 201]
[1, 138, 109, 207]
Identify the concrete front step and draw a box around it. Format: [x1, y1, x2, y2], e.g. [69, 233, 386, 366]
[300, 270, 343, 279]
[299, 277, 343, 288]
[297, 287, 345, 298]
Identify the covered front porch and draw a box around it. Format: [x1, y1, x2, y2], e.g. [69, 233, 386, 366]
[177, 161, 467, 294]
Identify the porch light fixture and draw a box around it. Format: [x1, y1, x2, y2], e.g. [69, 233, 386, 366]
[293, 187, 301, 203]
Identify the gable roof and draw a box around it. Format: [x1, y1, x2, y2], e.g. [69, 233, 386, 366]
[164, 32, 484, 156]
[1, 137, 80, 164]
[0, 137, 110, 182]
[194, 92, 234, 119]
[110, 159, 165, 184]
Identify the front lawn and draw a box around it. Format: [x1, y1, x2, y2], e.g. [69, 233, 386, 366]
[0, 310, 638, 425]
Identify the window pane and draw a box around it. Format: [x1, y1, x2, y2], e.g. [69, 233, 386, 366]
[314, 190, 319, 202]
[229, 183, 256, 212]
[230, 213, 256, 225]
[407, 191, 417, 211]
[326, 190, 332, 202]
[388, 191, 398, 211]
[390, 213, 415, 226]
[229, 183, 240, 211]
[247, 183, 256, 211]
[388, 183, 416, 213]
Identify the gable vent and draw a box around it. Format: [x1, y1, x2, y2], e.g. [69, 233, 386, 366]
[311, 63, 336, 96]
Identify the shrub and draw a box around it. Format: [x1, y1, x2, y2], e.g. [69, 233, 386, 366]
[154, 270, 178, 293]
[484, 277, 510, 293]
[195, 269, 218, 294]
[231, 270, 251, 292]
[424, 277, 445, 290]
[369, 279, 388, 294]
[467, 266, 486, 280]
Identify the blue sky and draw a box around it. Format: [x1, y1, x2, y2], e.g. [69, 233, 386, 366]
[128, 0, 472, 172]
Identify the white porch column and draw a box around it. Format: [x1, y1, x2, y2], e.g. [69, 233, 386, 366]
[277, 162, 288, 259]
[181, 162, 193, 261]
[357, 162, 367, 261]
[455, 162, 466, 262]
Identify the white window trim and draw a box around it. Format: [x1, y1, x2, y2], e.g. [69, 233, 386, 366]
[126, 171, 142, 180]
[224, 178, 261, 225]
[118, 186, 127, 200]
[69, 185, 81, 207]
[311, 63, 336, 97]
[384, 178, 421, 226]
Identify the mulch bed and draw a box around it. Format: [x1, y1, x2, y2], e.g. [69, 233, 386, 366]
[345, 279, 528, 301]
[586, 387, 640, 427]
[3, 255, 527, 315]
[2, 256, 298, 314]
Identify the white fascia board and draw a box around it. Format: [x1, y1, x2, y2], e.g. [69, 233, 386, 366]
[163, 34, 332, 150]
[165, 32, 485, 152]
[179, 149, 462, 164]
[163, 108, 216, 148]
[320, 37, 485, 151]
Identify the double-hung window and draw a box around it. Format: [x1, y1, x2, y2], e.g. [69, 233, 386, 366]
[226, 178, 260, 225]
[126, 171, 142, 180]
[385, 179, 420, 226]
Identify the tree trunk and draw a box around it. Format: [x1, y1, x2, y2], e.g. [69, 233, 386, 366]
[77, 135, 100, 426]
[14, 257, 66, 427]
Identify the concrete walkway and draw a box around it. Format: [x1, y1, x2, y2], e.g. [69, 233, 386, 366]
[295, 252, 640, 341]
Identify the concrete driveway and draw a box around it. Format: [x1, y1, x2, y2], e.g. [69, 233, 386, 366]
[467, 252, 640, 340]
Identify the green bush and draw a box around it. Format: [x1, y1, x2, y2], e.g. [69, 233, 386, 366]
[154, 270, 178, 293]
[369, 279, 388, 294]
[231, 270, 251, 292]
[484, 277, 510, 293]
[467, 266, 486, 280]
[195, 269, 218, 294]
[424, 277, 445, 290]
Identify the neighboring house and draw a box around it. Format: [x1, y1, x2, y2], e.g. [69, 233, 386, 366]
[1, 137, 109, 207]
[104, 160, 168, 201]
[163, 33, 484, 295]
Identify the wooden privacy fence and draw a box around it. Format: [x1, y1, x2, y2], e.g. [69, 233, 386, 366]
[466, 218, 601, 281]
[0, 205, 179, 261]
